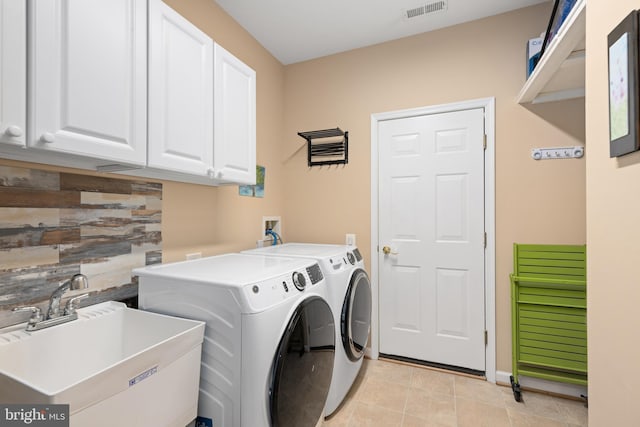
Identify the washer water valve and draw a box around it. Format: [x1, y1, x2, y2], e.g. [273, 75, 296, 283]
[531, 146, 584, 160]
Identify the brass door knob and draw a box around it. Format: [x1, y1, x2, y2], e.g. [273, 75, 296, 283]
[382, 246, 398, 255]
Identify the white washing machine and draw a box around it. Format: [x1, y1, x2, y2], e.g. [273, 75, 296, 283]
[243, 243, 372, 416]
[133, 253, 335, 427]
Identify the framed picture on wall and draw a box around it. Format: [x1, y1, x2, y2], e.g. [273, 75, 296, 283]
[608, 10, 640, 157]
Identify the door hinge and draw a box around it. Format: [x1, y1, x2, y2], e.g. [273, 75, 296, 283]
[484, 330, 488, 345]
[483, 134, 487, 150]
[484, 232, 487, 249]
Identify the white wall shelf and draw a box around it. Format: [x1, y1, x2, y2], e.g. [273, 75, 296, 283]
[517, 0, 585, 104]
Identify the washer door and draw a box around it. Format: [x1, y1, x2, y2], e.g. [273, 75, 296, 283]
[341, 268, 372, 361]
[269, 297, 335, 427]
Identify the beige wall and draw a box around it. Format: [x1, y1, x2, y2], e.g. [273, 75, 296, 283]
[282, 3, 586, 374]
[586, 0, 640, 423]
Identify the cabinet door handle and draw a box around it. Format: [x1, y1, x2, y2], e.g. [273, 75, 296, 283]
[40, 132, 55, 143]
[207, 168, 223, 179]
[5, 125, 23, 137]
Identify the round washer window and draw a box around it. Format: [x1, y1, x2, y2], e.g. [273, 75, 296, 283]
[341, 269, 372, 361]
[269, 296, 335, 427]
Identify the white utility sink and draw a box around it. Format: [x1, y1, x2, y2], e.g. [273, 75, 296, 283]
[0, 301, 205, 427]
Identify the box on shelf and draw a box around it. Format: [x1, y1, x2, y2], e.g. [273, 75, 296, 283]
[526, 36, 543, 78]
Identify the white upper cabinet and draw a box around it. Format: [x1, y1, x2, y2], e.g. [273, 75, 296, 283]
[144, 1, 256, 186]
[0, 0, 26, 147]
[0, 0, 256, 185]
[213, 43, 256, 185]
[148, 0, 214, 176]
[29, 0, 147, 166]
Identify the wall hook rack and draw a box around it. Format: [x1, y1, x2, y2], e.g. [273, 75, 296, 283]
[297, 128, 348, 167]
[531, 146, 584, 160]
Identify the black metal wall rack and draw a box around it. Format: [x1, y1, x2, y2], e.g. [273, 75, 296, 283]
[297, 128, 348, 167]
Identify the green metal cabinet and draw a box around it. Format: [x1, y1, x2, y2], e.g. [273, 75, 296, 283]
[509, 243, 587, 402]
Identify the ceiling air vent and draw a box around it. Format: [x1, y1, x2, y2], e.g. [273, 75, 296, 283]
[404, 1, 447, 20]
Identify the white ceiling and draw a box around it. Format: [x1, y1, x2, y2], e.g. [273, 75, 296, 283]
[214, 0, 550, 65]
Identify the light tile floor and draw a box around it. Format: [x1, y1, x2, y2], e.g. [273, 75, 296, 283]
[322, 358, 588, 427]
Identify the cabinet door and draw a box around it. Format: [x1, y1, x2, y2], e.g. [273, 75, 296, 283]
[213, 43, 256, 185]
[0, 0, 26, 147]
[29, 0, 146, 166]
[148, 0, 213, 176]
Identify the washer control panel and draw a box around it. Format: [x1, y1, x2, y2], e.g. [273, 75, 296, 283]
[346, 252, 356, 265]
[328, 256, 344, 271]
[292, 271, 306, 291]
[352, 247, 363, 262]
[242, 263, 324, 312]
[306, 264, 324, 284]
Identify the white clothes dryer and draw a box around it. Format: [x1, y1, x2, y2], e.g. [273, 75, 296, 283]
[134, 253, 335, 427]
[243, 244, 372, 416]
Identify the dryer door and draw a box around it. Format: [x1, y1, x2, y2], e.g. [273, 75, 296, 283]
[269, 296, 334, 427]
[341, 268, 372, 361]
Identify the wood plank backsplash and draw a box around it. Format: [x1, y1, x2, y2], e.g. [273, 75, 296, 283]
[0, 166, 162, 328]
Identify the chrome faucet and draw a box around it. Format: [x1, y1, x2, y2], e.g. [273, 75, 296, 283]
[13, 274, 90, 331]
[47, 274, 89, 319]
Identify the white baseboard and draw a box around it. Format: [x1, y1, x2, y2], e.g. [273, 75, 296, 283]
[496, 370, 587, 399]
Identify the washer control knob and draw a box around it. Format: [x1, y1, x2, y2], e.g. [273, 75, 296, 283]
[292, 271, 306, 291]
[347, 252, 356, 265]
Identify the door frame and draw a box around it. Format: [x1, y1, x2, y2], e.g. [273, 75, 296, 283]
[370, 97, 496, 382]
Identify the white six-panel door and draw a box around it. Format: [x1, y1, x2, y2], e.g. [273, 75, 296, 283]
[29, 0, 147, 166]
[378, 108, 486, 371]
[148, 0, 214, 176]
[213, 43, 256, 185]
[0, 0, 26, 147]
